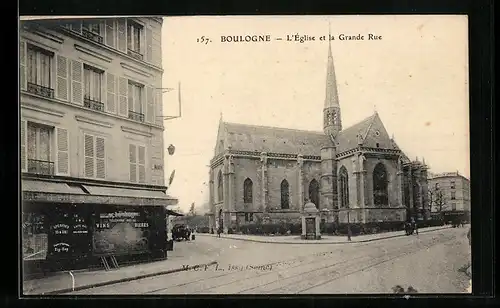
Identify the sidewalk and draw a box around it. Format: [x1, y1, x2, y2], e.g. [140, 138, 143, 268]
[23, 253, 217, 295]
[198, 225, 452, 244]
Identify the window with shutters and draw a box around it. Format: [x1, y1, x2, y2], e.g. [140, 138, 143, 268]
[26, 44, 54, 99]
[129, 144, 146, 183]
[104, 20, 115, 48]
[127, 20, 144, 60]
[83, 64, 104, 112]
[84, 134, 106, 179]
[82, 20, 104, 44]
[27, 122, 54, 175]
[128, 81, 145, 122]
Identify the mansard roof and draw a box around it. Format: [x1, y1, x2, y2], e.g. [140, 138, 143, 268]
[221, 122, 331, 156]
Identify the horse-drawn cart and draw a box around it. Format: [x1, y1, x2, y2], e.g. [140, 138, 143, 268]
[172, 224, 191, 241]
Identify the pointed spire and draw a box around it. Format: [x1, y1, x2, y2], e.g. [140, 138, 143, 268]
[422, 157, 426, 165]
[328, 22, 332, 56]
[391, 133, 395, 140]
[324, 24, 339, 109]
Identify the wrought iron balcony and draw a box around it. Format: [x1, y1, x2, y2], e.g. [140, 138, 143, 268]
[27, 159, 55, 175]
[84, 96, 104, 112]
[128, 110, 145, 122]
[82, 28, 104, 44]
[27, 82, 54, 99]
[127, 49, 144, 61]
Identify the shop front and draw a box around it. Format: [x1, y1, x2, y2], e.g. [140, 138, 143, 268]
[22, 178, 178, 274]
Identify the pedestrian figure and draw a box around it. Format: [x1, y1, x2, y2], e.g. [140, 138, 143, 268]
[217, 227, 222, 238]
[410, 217, 418, 235]
[347, 225, 352, 241]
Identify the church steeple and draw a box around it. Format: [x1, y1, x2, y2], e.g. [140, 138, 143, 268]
[323, 27, 342, 139]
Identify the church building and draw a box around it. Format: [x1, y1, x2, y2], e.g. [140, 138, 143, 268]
[207, 38, 429, 234]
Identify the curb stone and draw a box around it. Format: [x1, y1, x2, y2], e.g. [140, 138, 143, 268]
[200, 226, 452, 245]
[34, 260, 218, 295]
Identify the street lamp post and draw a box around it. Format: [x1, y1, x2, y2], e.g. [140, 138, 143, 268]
[347, 206, 352, 241]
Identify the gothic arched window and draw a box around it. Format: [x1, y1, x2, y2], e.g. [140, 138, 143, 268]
[339, 166, 349, 208]
[243, 178, 253, 203]
[217, 170, 223, 202]
[281, 179, 290, 209]
[309, 179, 320, 209]
[373, 163, 389, 206]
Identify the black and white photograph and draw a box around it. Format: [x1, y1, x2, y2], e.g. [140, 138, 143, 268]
[20, 15, 471, 295]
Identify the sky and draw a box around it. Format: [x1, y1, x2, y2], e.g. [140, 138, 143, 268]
[160, 15, 469, 212]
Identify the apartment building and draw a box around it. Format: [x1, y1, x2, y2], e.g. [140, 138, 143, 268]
[427, 171, 471, 213]
[20, 17, 177, 271]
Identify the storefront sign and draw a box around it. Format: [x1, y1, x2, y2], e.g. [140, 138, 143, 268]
[92, 209, 150, 256]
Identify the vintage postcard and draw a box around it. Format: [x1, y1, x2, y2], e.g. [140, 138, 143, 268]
[20, 15, 470, 295]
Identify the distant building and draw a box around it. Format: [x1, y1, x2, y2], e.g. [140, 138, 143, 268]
[207, 37, 428, 234]
[428, 171, 470, 213]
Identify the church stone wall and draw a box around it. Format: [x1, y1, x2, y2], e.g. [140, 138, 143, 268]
[234, 157, 262, 212]
[364, 157, 399, 207]
[267, 159, 300, 211]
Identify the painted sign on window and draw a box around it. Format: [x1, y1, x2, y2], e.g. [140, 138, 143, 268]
[92, 210, 150, 256]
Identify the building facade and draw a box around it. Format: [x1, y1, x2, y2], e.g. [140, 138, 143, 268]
[427, 172, 470, 213]
[20, 17, 177, 271]
[207, 39, 428, 233]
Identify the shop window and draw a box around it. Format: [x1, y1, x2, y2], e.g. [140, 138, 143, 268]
[22, 212, 48, 261]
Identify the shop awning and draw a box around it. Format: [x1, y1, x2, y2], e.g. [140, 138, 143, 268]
[22, 180, 87, 195]
[22, 180, 178, 207]
[82, 185, 170, 199]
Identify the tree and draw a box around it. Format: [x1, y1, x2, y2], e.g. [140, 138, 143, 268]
[188, 202, 196, 216]
[428, 187, 447, 212]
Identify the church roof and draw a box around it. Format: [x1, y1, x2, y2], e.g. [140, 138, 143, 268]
[221, 122, 331, 156]
[334, 113, 376, 153]
[218, 111, 401, 157]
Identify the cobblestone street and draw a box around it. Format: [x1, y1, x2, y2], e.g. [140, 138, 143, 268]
[67, 227, 470, 295]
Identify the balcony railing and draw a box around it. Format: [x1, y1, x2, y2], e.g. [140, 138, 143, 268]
[27, 83, 55, 99]
[82, 28, 104, 44]
[127, 49, 144, 61]
[27, 159, 55, 175]
[128, 110, 145, 122]
[84, 96, 105, 112]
